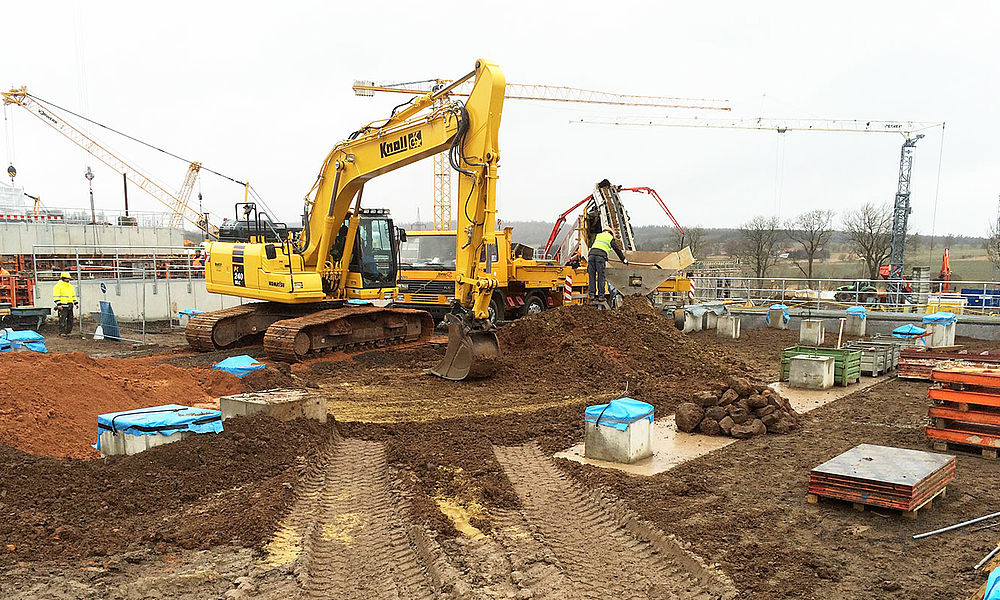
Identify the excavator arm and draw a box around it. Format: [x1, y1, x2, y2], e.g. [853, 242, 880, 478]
[293, 58, 505, 379]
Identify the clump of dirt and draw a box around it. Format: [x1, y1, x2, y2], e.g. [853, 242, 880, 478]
[676, 375, 800, 438]
[242, 362, 295, 391]
[0, 351, 245, 459]
[0, 414, 335, 563]
[496, 297, 755, 408]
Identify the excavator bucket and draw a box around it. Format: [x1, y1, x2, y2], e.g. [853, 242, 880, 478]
[428, 314, 500, 381]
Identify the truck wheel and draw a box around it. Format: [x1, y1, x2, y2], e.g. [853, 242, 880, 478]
[488, 293, 504, 326]
[524, 294, 546, 316]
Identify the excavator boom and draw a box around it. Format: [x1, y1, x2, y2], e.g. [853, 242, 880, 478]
[190, 60, 506, 379]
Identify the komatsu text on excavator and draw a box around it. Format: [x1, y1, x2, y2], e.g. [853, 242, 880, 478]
[186, 59, 506, 380]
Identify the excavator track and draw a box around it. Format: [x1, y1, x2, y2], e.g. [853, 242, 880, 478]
[185, 304, 268, 352]
[263, 305, 434, 362]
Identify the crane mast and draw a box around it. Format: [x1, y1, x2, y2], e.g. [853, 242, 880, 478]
[1, 87, 216, 237]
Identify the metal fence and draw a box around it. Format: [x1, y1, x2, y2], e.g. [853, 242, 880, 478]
[75, 268, 149, 344]
[690, 275, 1000, 315]
[31, 244, 217, 342]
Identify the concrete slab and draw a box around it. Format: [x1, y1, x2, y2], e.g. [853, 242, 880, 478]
[555, 375, 889, 476]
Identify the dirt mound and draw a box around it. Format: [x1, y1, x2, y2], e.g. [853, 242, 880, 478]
[0, 414, 334, 563]
[0, 351, 245, 459]
[496, 297, 750, 407]
[242, 362, 296, 391]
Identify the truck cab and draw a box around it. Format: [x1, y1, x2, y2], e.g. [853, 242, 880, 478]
[396, 228, 585, 324]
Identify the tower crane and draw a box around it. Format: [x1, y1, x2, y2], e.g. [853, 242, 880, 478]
[353, 79, 731, 230]
[1, 87, 216, 236]
[575, 116, 944, 294]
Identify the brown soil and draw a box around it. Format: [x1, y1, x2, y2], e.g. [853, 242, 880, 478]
[0, 414, 334, 564]
[565, 377, 996, 599]
[496, 297, 753, 406]
[0, 352, 245, 459]
[10, 303, 996, 598]
[690, 326, 800, 381]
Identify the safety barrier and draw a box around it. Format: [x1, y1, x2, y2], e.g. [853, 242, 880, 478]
[688, 276, 1000, 317]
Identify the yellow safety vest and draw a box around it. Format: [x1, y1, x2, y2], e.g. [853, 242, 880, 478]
[591, 231, 614, 256]
[53, 280, 77, 304]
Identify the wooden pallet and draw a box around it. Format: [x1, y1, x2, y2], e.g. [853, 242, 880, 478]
[806, 486, 947, 520]
[930, 439, 999, 460]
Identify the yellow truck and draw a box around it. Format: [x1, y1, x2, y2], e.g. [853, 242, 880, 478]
[395, 227, 694, 323]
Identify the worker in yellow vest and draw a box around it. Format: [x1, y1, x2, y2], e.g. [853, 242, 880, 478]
[53, 271, 78, 336]
[587, 227, 627, 303]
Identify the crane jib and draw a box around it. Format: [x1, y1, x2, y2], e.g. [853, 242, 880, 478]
[379, 131, 423, 158]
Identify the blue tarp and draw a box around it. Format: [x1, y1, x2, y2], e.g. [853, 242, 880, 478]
[0, 329, 47, 353]
[213, 354, 265, 377]
[922, 311, 957, 325]
[893, 324, 927, 338]
[986, 566, 1000, 600]
[178, 308, 203, 318]
[95, 404, 223, 449]
[765, 304, 790, 325]
[584, 397, 654, 431]
[846, 306, 867, 320]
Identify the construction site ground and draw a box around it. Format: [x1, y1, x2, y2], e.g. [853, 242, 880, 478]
[3, 304, 1000, 599]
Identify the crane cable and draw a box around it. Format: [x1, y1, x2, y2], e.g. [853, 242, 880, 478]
[926, 123, 947, 266]
[23, 92, 277, 217]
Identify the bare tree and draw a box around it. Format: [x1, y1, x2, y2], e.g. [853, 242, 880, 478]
[986, 220, 1000, 273]
[785, 210, 835, 280]
[666, 226, 704, 258]
[844, 202, 893, 280]
[737, 216, 781, 278]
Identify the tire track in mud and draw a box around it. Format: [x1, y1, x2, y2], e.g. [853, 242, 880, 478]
[259, 437, 445, 600]
[493, 443, 737, 600]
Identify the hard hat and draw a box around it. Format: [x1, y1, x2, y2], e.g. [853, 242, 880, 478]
[602, 226, 614, 233]
[59, 271, 71, 279]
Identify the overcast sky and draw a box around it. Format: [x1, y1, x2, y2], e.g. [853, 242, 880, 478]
[2, 1, 996, 238]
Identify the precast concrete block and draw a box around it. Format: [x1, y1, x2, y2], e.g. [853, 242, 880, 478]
[845, 314, 866, 337]
[98, 430, 192, 458]
[799, 319, 825, 346]
[682, 311, 702, 333]
[584, 418, 653, 464]
[927, 322, 956, 348]
[768, 308, 788, 329]
[703, 312, 719, 331]
[789, 354, 835, 390]
[220, 388, 327, 423]
[717, 315, 741, 339]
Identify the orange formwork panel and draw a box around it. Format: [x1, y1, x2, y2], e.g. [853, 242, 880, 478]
[925, 426, 1000, 449]
[932, 367, 1000, 388]
[928, 387, 1000, 409]
[929, 405, 1000, 427]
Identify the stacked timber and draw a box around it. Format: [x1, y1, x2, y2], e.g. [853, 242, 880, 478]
[925, 367, 1000, 459]
[898, 348, 1000, 380]
[807, 443, 954, 519]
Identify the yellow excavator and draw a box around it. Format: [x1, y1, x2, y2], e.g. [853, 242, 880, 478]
[186, 59, 505, 380]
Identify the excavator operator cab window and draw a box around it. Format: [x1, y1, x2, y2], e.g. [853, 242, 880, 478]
[350, 216, 398, 288]
[479, 242, 499, 263]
